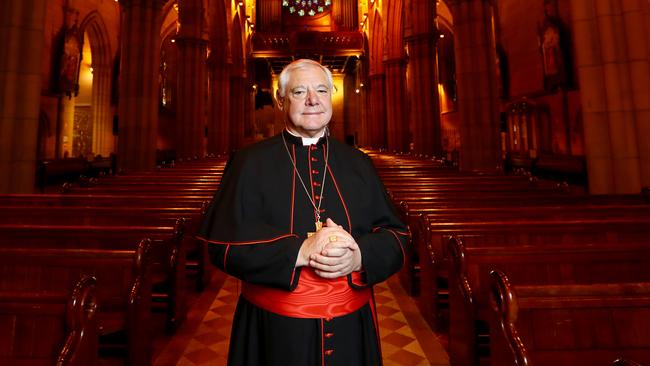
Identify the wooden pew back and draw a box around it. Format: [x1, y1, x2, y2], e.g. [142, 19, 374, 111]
[447, 237, 650, 366]
[490, 270, 650, 366]
[0, 276, 98, 366]
[0, 243, 153, 366]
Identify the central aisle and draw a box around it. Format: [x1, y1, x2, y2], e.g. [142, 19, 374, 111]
[154, 273, 450, 366]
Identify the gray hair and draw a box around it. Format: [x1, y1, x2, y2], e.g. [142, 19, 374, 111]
[276, 59, 334, 99]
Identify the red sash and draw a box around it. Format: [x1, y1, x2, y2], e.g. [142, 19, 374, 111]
[241, 268, 371, 318]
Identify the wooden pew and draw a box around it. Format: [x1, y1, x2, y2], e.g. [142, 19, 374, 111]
[0, 223, 185, 332]
[613, 359, 645, 366]
[417, 216, 650, 330]
[0, 275, 98, 366]
[447, 237, 650, 366]
[36, 158, 88, 193]
[67, 186, 214, 197]
[0, 202, 211, 291]
[0, 193, 211, 208]
[0, 194, 213, 291]
[0, 205, 202, 234]
[489, 270, 650, 366]
[0, 242, 153, 366]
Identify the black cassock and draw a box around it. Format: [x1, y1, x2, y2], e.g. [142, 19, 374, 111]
[197, 130, 409, 366]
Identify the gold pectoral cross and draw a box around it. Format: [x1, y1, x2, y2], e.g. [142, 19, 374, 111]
[307, 220, 323, 237]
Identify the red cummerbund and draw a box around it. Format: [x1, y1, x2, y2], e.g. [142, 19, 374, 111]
[241, 268, 371, 318]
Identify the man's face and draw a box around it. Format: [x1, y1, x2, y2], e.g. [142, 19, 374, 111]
[278, 65, 333, 138]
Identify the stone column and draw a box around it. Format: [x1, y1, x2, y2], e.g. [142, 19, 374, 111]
[91, 63, 114, 157]
[450, 0, 501, 171]
[175, 37, 208, 159]
[0, 0, 47, 193]
[207, 57, 231, 155]
[175, 0, 207, 160]
[367, 73, 387, 149]
[406, 33, 442, 156]
[116, 0, 165, 173]
[570, 0, 649, 193]
[384, 58, 409, 152]
[230, 75, 246, 149]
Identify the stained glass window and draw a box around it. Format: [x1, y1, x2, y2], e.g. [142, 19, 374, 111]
[282, 0, 331, 17]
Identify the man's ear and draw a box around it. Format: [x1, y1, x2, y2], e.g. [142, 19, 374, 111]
[276, 91, 284, 110]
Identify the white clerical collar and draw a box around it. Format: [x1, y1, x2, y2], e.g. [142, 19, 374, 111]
[286, 129, 326, 146]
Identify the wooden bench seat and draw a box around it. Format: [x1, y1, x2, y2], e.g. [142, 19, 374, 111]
[447, 238, 650, 366]
[0, 193, 211, 207]
[0, 223, 185, 331]
[417, 217, 650, 330]
[68, 186, 215, 197]
[0, 276, 98, 366]
[36, 158, 88, 192]
[489, 270, 650, 366]
[0, 204, 211, 291]
[0, 243, 153, 366]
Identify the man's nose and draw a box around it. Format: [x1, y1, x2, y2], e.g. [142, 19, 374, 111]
[305, 89, 319, 105]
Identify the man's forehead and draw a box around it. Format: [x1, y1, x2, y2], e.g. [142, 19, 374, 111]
[287, 67, 329, 87]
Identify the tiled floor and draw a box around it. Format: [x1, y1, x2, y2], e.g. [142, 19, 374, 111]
[154, 272, 450, 365]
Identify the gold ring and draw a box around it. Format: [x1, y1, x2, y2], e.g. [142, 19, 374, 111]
[328, 235, 338, 242]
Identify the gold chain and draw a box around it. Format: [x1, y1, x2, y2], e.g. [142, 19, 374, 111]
[281, 131, 329, 224]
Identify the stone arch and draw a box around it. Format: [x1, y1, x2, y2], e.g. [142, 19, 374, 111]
[231, 12, 245, 76]
[206, 0, 231, 154]
[383, 0, 404, 61]
[437, 0, 454, 30]
[79, 11, 114, 157]
[229, 12, 247, 147]
[369, 9, 384, 75]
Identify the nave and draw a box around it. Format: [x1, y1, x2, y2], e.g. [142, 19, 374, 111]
[2, 149, 649, 366]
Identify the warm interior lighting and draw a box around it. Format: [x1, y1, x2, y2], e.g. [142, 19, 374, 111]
[359, 82, 364, 87]
[171, 38, 176, 43]
[361, 13, 368, 28]
[355, 89, 360, 94]
[440, 34, 445, 38]
[238, 1, 244, 6]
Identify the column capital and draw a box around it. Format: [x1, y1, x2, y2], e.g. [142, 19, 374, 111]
[118, 0, 166, 10]
[447, 0, 492, 5]
[404, 31, 439, 44]
[175, 36, 209, 47]
[383, 57, 406, 66]
[207, 53, 232, 68]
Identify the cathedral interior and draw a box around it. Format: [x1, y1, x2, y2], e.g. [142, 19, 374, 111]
[1, 0, 649, 365]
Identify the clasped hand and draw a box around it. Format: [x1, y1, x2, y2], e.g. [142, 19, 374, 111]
[296, 218, 362, 279]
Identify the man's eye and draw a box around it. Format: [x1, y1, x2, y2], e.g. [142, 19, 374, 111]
[292, 91, 305, 96]
[317, 89, 329, 94]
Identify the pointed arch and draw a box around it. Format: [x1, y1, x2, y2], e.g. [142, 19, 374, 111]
[229, 12, 247, 148]
[369, 9, 385, 75]
[383, 0, 404, 61]
[79, 11, 114, 157]
[206, 0, 232, 154]
[208, 0, 230, 61]
[230, 12, 245, 76]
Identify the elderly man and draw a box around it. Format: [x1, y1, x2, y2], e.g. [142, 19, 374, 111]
[198, 59, 409, 365]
